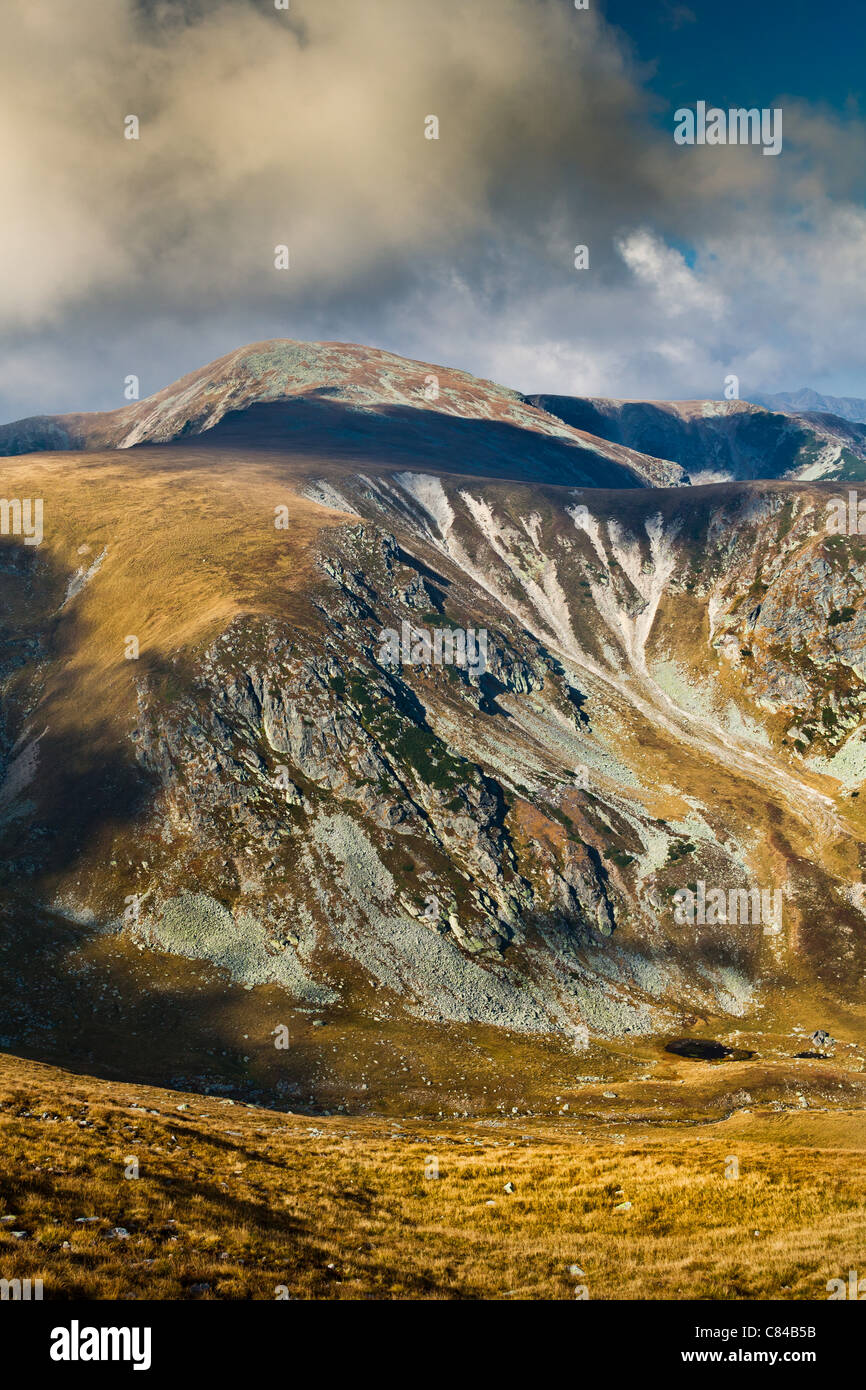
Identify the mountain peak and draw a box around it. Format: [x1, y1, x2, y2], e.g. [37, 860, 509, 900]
[0, 340, 684, 489]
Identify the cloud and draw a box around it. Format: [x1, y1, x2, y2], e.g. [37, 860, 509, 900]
[0, 0, 653, 324]
[1, 0, 865, 415]
[661, 4, 697, 30]
[616, 230, 726, 319]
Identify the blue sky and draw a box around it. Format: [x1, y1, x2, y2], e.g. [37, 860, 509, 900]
[605, 0, 862, 116]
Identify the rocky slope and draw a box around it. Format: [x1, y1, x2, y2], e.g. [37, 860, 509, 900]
[530, 395, 866, 484]
[0, 345, 864, 1105]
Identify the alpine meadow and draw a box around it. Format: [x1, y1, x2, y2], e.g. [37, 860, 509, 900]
[1, 0, 865, 1353]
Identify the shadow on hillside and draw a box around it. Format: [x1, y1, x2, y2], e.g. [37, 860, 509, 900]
[529, 393, 837, 481]
[0, 535, 157, 883]
[5, 1122, 450, 1299]
[157, 395, 648, 489]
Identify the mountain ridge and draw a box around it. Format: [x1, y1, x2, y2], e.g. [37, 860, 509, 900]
[7, 338, 866, 489]
[754, 387, 866, 424]
[0, 339, 683, 490]
[529, 393, 866, 484]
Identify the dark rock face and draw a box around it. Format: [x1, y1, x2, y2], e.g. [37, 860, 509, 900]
[123, 519, 625, 1035]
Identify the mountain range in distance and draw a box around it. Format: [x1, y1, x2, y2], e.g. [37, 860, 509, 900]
[753, 387, 866, 424]
[3, 333, 866, 1308]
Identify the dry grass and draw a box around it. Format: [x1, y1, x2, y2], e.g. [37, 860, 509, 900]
[0, 447, 353, 745]
[1, 1052, 863, 1301]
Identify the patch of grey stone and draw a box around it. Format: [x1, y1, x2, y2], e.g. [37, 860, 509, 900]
[140, 891, 336, 1004]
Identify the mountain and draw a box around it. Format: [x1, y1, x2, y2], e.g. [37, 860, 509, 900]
[0, 336, 865, 1160]
[754, 388, 866, 425]
[0, 340, 683, 489]
[8, 343, 865, 492]
[2, 341, 866, 1115]
[529, 394, 866, 484]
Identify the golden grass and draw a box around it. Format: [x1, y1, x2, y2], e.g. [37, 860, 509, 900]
[0, 447, 354, 749]
[1, 1053, 863, 1301]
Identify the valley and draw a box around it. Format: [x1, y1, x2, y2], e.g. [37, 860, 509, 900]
[1, 341, 864, 1300]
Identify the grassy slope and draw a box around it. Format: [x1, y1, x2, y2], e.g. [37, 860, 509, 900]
[0, 447, 353, 738]
[1, 1052, 864, 1301]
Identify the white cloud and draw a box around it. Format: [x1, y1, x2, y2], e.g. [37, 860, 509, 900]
[616, 230, 726, 319]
